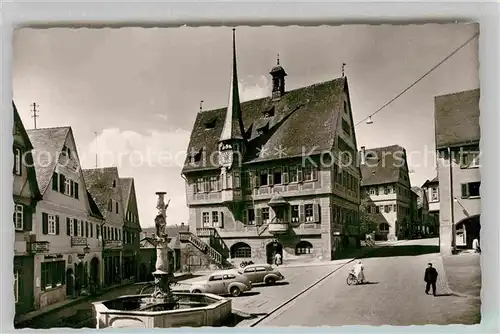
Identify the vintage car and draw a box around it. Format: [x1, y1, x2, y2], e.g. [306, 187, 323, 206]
[189, 270, 252, 297]
[238, 264, 285, 285]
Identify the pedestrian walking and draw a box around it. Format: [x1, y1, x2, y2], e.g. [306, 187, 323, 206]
[274, 252, 282, 266]
[424, 263, 438, 296]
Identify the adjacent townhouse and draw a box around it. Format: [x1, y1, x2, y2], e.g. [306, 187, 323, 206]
[434, 88, 480, 255]
[120, 177, 142, 282]
[83, 167, 125, 287]
[411, 186, 432, 237]
[26, 126, 105, 309]
[12, 102, 42, 316]
[360, 145, 412, 241]
[180, 29, 361, 269]
[421, 176, 440, 235]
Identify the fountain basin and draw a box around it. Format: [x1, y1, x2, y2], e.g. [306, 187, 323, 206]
[92, 292, 232, 328]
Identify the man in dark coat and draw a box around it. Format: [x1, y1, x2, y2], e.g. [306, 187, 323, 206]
[424, 263, 438, 296]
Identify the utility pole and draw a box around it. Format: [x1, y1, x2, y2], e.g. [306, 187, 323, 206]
[31, 102, 39, 129]
[94, 132, 99, 168]
[342, 63, 346, 77]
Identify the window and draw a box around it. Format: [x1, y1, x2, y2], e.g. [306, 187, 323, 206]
[115, 202, 119, 214]
[208, 275, 223, 281]
[273, 168, 282, 185]
[13, 204, 23, 230]
[384, 186, 389, 195]
[370, 188, 375, 195]
[108, 200, 113, 212]
[14, 148, 22, 175]
[195, 177, 204, 193]
[262, 208, 270, 224]
[461, 182, 481, 198]
[212, 211, 219, 227]
[48, 214, 57, 235]
[431, 187, 439, 202]
[305, 204, 314, 222]
[247, 209, 255, 225]
[14, 270, 19, 303]
[231, 242, 252, 258]
[243, 267, 255, 273]
[393, 204, 397, 212]
[291, 205, 299, 223]
[461, 149, 480, 168]
[289, 166, 298, 183]
[260, 170, 268, 186]
[64, 178, 71, 195]
[296, 241, 313, 255]
[242, 172, 250, 190]
[233, 172, 240, 189]
[304, 165, 315, 182]
[255, 266, 267, 272]
[223, 274, 236, 280]
[209, 176, 218, 192]
[69, 218, 74, 236]
[342, 118, 350, 136]
[203, 212, 210, 227]
[113, 180, 117, 187]
[384, 205, 391, 213]
[77, 220, 83, 236]
[379, 223, 389, 233]
[40, 261, 65, 290]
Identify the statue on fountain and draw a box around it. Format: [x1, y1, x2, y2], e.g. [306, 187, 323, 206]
[150, 192, 177, 305]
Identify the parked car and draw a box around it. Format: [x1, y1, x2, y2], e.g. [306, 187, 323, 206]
[189, 270, 252, 297]
[238, 264, 285, 285]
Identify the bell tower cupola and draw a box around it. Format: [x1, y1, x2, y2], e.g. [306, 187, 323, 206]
[270, 53, 287, 99]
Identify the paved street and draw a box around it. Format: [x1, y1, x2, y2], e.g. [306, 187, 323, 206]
[255, 238, 480, 326]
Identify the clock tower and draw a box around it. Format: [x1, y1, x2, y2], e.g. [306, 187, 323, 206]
[218, 28, 246, 203]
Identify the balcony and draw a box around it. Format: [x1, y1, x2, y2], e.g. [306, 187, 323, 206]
[103, 240, 123, 250]
[71, 236, 88, 247]
[268, 220, 290, 234]
[28, 241, 50, 253]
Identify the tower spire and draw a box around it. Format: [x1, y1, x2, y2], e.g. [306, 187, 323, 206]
[219, 28, 245, 142]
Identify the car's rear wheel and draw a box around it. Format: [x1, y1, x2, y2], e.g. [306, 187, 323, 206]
[230, 286, 241, 297]
[265, 277, 276, 285]
[192, 289, 202, 293]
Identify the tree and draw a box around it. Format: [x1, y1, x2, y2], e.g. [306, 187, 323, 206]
[359, 204, 378, 238]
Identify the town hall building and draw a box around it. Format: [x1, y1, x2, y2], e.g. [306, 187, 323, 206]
[180, 29, 362, 268]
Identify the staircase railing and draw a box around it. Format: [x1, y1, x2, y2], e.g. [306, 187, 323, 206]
[179, 231, 223, 265]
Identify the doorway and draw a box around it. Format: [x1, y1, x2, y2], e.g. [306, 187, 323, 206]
[266, 241, 283, 264]
[90, 257, 99, 287]
[65, 268, 74, 297]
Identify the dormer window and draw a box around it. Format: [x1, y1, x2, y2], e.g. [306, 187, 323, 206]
[203, 117, 217, 129]
[189, 147, 203, 164]
[61, 145, 71, 158]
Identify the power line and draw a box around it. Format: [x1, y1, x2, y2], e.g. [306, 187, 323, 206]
[355, 32, 479, 127]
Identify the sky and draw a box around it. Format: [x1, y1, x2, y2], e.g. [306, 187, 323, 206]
[12, 23, 479, 228]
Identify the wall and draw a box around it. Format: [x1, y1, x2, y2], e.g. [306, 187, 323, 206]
[438, 149, 481, 255]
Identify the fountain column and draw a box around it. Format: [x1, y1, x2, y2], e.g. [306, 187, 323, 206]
[150, 192, 176, 305]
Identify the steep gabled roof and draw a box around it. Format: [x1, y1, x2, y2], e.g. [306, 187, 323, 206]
[360, 145, 407, 187]
[86, 190, 104, 220]
[26, 126, 71, 194]
[183, 77, 348, 172]
[13, 102, 42, 200]
[82, 167, 121, 220]
[119, 177, 133, 210]
[435, 88, 480, 150]
[422, 176, 439, 188]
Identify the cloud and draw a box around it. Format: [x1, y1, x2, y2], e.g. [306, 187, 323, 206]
[80, 128, 191, 170]
[239, 75, 270, 102]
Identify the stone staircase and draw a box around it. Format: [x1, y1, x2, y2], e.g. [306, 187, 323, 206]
[179, 231, 224, 266]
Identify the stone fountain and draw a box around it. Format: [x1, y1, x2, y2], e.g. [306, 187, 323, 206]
[92, 192, 232, 328]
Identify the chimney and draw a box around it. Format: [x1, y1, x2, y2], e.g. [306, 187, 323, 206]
[360, 146, 366, 165]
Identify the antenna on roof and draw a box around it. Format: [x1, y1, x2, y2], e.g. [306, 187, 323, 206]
[200, 100, 204, 112]
[30, 102, 39, 129]
[94, 131, 99, 168]
[342, 63, 346, 78]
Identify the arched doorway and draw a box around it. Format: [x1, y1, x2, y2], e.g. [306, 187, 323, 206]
[295, 241, 313, 255]
[266, 241, 283, 264]
[455, 214, 480, 249]
[66, 268, 74, 297]
[90, 257, 99, 287]
[230, 242, 252, 259]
